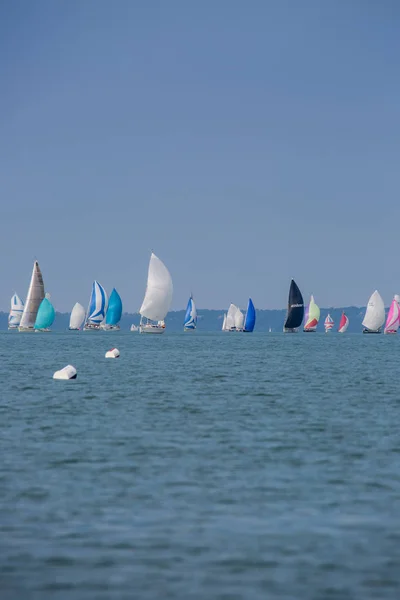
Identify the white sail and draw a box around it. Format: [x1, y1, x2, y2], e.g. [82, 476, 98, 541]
[69, 303, 86, 329]
[19, 261, 45, 330]
[9, 293, 24, 327]
[225, 303, 237, 330]
[362, 290, 385, 332]
[234, 308, 245, 330]
[139, 253, 173, 321]
[222, 314, 227, 331]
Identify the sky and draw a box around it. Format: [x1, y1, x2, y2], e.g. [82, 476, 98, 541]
[1, 0, 399, 312]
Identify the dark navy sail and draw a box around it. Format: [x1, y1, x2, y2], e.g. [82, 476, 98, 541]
[284, 279, 304, 331]
[243, 298, 256, 332]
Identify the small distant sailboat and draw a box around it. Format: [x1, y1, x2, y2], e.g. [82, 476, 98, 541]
[34, 294, 55, 332]
[101, 288, 122, 330]
[338, 312, 349, 333]
[283, 279, 304, 333]
[221, 313, 227, 331]
[8, 293, 24, 329]
[362, 290, 385, 333]
[139, 253, 173, 334]
[324, 314, 334, 333]
[243, 298, 256, 332]
[84, 281, 108, 330]
[19, 261, 45, 332]
[69, 303, 86, 330]
[130, 324, 139, 332]
[384, 296, 400, 334]
[184, 295, 197, 331]
[303, 295, 320, 332]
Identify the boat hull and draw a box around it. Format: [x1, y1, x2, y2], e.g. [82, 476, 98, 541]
[140, 324, 165, 334]
[83, 324, 101, 331]
[35, 328, 51, 332]
[18, 327, 35, 332]
[283, 328, 298, 333]
[100, 325, 120, 331]
[69, 327, 80, 331]
[384, 330, 398, 335]
[363, 328, 381, 334]
[303, 328, 317, 332]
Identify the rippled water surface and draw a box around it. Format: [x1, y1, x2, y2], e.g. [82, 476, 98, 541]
[1, 331, 400, 599]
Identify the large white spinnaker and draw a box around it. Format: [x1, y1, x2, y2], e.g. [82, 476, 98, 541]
[362, 290, 385, 333]
[139, 253, 173, 332]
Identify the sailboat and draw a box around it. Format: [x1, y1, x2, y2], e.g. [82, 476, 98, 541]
[243, 298, 256, 332]
[283, 279, 304, 333]
[222, 313, 227, 331]
[139, 253, 173, 334]
[19, 261, 45, 332]
[362, 290, 385, 333]
[84, 281, 108, 330]
[183, 295, 197, 331]
[8, 293, 24, 329]
[338, 312, 349, 333]
[384, 296, 400, 334]
[130, 324, 139, 332]
[234, 307, 245, 331]
[34, 294, 55, 332]
[101, 288, 122, 330]
[69, 303, 86, 330]
[225, 304, 239, 331]
[324, 314, 334, 332]
[303, 295, 320, 332]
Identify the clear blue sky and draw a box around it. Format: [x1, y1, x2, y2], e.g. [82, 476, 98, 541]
[1, 1, 399, 312]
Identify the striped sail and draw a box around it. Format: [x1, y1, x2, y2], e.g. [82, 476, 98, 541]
[184, 296, 197, 330]
[86, 281, 108, 325]
[19, 261, 45, 330]
[105, 288, 122, 326]
[384, 297, 399, 334]
[338, 312, 349, 333]
[34, 296, 55, 330]
[9, 293, 24, 327]
[324, 314, 334, 332]
[303, 295, 320, 331]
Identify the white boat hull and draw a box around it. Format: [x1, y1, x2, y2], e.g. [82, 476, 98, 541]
[83, 324, 101, 331]
[100, 325, 120, 331]
[18, 327, 35, 332]
[140, 324, 166, 334]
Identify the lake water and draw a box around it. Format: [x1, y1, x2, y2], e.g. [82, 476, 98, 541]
[1, 331, 400, 599]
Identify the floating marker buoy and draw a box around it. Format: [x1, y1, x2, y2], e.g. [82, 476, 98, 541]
[105, 348, 120, 359]
[53, 365, 77, 380]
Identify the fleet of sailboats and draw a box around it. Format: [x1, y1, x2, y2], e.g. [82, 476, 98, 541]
[7, 261, 400, 336]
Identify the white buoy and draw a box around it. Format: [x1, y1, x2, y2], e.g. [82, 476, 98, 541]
[53, 365, 77, 380]
[105, 348, 120, 359]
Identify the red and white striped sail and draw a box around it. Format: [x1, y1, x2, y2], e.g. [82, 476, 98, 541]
[338, 312, 349, 333]
[324, 313, 334, 332]
[384, 297, 400, 334]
